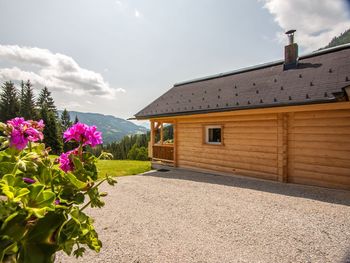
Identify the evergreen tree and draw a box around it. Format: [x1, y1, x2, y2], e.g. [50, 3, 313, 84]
[92, 133, 149, 160]
[36, 86, 63, 154]
[60, 109, 76, 152]
[74, 115, 79, 124]
[60, 108, 72, 131]
[19, 80, 37, 120]
[37, 87, 57, 114]
[0, 81, 20, 122]
[40, 106, 62, 154]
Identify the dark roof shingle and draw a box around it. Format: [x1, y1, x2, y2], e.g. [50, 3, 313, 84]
[135, 44, 350, 119]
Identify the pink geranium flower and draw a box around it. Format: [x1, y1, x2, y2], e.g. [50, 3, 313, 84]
[6, 117, 45, 150]
[58, 152, 74, 173]
[58, 148, 79, 173]
[63, 122, 102, 147]
[85, 125, 103, 147]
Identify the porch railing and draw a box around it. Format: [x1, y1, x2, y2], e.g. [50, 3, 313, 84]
[152, 145, 174, 162]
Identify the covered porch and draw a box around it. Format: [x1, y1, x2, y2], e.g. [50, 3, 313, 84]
[149, 120, 177, 166]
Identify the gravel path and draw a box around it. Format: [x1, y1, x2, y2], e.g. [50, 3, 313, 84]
[57, 169, 350, 263]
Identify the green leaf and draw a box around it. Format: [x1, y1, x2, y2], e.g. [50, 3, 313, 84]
[65, 172, 88, 190]
[37, 190, 55, 206]
[18, 212, 66, 263]
[38, 166, 52, 186]
[28, 184, 45, 201]
[0, 238, 18, 263]
[0, 212, 28, 241]
[71, 156, 84, 171]
[0, 162, 16, 176]
[87, 187, 105, 208]
[106, 176, 117, 186]
[13, 188, 30, 202]
[61, 239, 75, 256]
[26, 207, 53, 219]
[25, 185, 56, 218]
[32, 143, 45, 155]
[17, 159, 27, 171]
[2, 174, 15, 186]
[73, 247, 86, 258]
[0, 122, 6, 131]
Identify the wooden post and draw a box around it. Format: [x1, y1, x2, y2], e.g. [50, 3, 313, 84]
[173, 120, 178, 167]
[277, 113, 288, 182]
[149, 120, 155, 158]
[160, 122, 164, 145]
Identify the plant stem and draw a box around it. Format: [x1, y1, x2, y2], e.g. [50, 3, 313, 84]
[80, 200, 92, 211]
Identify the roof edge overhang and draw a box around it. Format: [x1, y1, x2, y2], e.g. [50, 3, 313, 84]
[134, 99, 350, 120]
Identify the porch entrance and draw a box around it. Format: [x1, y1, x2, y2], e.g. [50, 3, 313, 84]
[149, 121, 176, 165]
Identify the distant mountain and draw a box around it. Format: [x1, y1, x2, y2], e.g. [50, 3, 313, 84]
[322, 28, 350, 49]
[59, 111, 147, 144]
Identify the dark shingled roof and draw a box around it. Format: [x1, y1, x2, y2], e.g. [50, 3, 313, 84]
[135, 44, 350, 119]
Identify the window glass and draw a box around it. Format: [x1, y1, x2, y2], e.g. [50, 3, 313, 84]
[208, 128, 221, 143]
[206, 126, 222, 144]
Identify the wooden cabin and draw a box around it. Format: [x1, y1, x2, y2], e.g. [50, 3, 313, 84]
[134, 33, 350, 190]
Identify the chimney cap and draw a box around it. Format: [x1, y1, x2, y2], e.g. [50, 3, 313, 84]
[285, 29, 296, 35]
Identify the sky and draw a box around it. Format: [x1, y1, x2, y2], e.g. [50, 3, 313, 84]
[0, 0, 349, 124]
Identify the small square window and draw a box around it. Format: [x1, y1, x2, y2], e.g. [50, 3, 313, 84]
[205, 125, 222, 145]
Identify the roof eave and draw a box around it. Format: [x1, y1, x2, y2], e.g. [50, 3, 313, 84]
[134, 98, 337, 120]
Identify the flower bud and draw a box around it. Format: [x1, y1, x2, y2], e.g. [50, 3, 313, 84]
[23, 177, 36, 184]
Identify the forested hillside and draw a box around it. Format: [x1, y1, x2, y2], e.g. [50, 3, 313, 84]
[59, 111, 147, 144]
[322, 28, 350, 49]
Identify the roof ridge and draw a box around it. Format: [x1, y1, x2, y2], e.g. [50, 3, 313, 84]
[174, 43, 350, 87]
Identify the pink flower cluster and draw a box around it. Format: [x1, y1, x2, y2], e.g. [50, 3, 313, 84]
[63, 123, 102, 147]
[59, 123, 103, 173]
[58, 149, 78, 173]
[7, 117, 44, 150]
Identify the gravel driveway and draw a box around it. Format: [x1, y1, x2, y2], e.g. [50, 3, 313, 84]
[57, 169, 350, 263]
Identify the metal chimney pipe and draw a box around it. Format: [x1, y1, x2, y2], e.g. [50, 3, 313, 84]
[284, 29, 298, 70]
[285, 29, 296, 45]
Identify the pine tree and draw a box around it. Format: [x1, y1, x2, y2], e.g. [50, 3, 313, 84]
[40, 105, 62, 154]
[60, 109, 75, 152]
[74, 115, 79, 124]
[19, 80, 37, 120]
[37, 87, 57, 114]
[0, 81, 20, 122]
[60, 108, 72, 131]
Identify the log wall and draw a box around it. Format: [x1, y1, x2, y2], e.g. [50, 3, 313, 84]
[172, 108, 350, 190]
[177, 113, 279, 181]
[288, 109, 350, 190]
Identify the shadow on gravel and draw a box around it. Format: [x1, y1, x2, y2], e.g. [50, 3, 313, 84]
[341, 251, 350, 263]
[143, 169, 350, 206]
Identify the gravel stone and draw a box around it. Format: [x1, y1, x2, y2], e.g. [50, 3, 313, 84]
[57, 169, 350, 263]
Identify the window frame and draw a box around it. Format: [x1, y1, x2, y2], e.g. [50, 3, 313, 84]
[203, 124, 224, 146]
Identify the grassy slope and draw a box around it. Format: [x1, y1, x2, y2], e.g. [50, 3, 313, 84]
[97, 160, 151, 179]
[50, 155, 151, 178]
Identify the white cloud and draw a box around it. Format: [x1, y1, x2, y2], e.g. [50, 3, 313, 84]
[260, 0, 350, 51]
[57, 101, 82, 109]
[134, 9, 141, 18]
[0, 45, 125, 98]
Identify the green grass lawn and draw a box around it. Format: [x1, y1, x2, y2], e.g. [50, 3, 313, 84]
[97, 160, 151, 179]
[50, 155, 151, 178]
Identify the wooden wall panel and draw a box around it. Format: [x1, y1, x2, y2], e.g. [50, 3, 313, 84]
[177, 114, 279, 180]
[160, 106, 350, 190]
[288, 109, 350, 190]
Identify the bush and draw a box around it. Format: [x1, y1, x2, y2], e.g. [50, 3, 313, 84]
[0, 118, 116, 262]
[127, 144, 148, 161]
